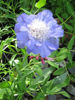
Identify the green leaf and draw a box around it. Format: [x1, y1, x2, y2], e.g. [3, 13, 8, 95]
[0, 88, 5, 100]
[0, 7, 11, 13]
[66, 61, 75, 69]
[56, 14, 63, 22]
[46, 72, 69, 95]
[9, 54, 17, 66]
[35, 0, 46, 9]
[68, 36, 75, 49]
[46, 61, 59, 68]
[56, 14, 73, 32]
[53, 72, 68, 86]
[56, 48, 68, 61]
[66, 1, 75, 18]
[57, 48, 68, 56]
[20, 0, 31, 9]
[50, 50, 58, 57]
[56, 54, 67, 62]
[20, 8, 32, 15]
[55, 8, 62, 14]
[33, 92, 45, 100]
[68, 51, 72, 64]
[53, 68, 66, 75]
[30, 67, 54, 85]
[0, 88, 11, 100]
[64, 23, 73, 31]
[0, 81, 10, 88]
[34, 65, 43, 75]
[46, 86, 61, 94]
[70, 74, 75, 82]
[58, 91, 70, 98]
[74, 24, 75, 34]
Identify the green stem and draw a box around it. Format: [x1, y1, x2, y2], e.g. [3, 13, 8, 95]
[61, 15, 72, 25]
[34, 8, 40, 14]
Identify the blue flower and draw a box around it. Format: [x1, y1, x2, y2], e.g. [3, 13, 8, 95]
[15, 10, 64, 58]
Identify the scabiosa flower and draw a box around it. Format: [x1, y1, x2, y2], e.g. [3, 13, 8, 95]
[15, 10, 64, 58]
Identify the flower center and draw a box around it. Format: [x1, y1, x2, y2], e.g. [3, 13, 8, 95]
[28, 19, 49, 41]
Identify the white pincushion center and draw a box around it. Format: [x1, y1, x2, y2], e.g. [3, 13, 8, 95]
[28, 19, 49, 41]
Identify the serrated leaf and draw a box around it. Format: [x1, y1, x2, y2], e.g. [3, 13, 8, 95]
[35, 0, 46, 9]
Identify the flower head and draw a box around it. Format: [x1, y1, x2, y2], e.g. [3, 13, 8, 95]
[15, 10, 64, 58]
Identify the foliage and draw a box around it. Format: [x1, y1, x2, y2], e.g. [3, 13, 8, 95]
[0, 0, 75, 100]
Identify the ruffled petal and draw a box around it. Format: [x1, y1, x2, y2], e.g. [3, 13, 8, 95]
[37, 10, 53, 22]
[17, 40, 25, 48]
[26, 48, 31, 54]
[47, 18, 57, 29]
[17, 13, 28, 23]
[15, 10, 64, 57]
[54, 26, 64, 38]
[17, 13, 37, 24]
[25, 15, 37, 24]
[49, 23, 64, 38]
[45, 38, 59, 51]
[16, 31, 29, 48]
[14, 22, 28, 33]
[25, 39, 35, 50]
[35, 40, 42, 47]
[28, 42, 51, 57]
[40, 44, 51, 57]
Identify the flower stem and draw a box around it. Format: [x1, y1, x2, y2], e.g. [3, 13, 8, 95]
[34, 8, 40, 14]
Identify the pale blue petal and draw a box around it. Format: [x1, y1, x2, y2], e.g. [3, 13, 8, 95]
[45, 38, 59, 51]
[17, 13, 28, 23]
[16, 32, 29, 48]
[25, 39, 35, 50]
[37, 10, 53, 22]
[48, 24, 64, 38]
[17, 13, 37, 24]
[15, 10, 64, 57]
[29, 43, 51, 57]
[14, 22, 28, 33]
